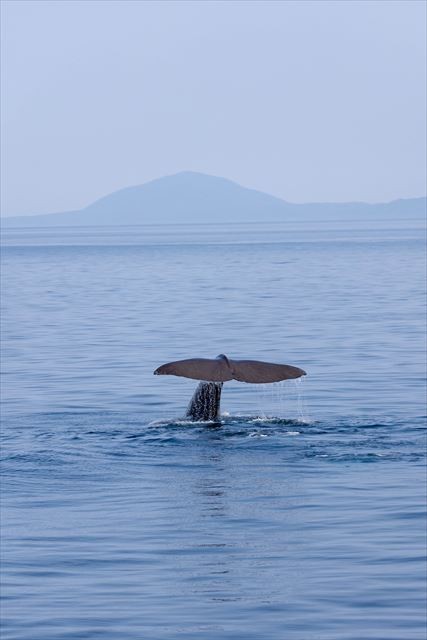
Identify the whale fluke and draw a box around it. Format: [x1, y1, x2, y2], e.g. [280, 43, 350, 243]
[154, 354, 306, 384]
[230, 360, 306, 383]
[154, 357, 233, 382]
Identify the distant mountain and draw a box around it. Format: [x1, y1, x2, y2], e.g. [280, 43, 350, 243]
[3, 171, 426, 227]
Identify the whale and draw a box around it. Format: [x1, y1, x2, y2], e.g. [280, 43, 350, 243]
[154, 354, 306, 421]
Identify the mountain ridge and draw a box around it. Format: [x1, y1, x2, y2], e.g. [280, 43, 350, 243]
[3, 172, 426, 227]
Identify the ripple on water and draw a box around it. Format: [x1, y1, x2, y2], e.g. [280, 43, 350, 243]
[2, 411, 424, 474]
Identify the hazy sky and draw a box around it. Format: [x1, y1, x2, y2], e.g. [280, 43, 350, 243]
[1, 0, 426, 216]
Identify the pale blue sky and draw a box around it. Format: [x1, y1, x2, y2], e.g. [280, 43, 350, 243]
[1, 0, 426, 216]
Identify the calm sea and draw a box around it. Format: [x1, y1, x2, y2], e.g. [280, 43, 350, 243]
[1, 219, 426, 640]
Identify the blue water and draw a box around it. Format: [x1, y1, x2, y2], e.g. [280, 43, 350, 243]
[1, 220, 426, 640]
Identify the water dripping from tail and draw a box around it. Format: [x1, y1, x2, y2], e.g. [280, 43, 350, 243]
[294, 376, 310, 422]
[254, 380, 289, 420]
[254, 378, 309, 422]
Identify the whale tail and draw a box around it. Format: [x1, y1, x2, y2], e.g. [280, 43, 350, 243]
[154, 355, 306, 422]
[154, 354, 306, 383]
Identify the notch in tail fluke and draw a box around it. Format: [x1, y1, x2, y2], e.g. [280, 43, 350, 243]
[154, 354, 306, 383]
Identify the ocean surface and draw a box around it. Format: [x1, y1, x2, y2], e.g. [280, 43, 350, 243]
[1, 218, 426, 640]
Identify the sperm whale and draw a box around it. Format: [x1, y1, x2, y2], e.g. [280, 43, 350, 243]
[154, 354, 306, 421]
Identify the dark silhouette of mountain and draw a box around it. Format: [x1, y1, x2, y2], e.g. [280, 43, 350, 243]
[3, 171, 426, 227]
